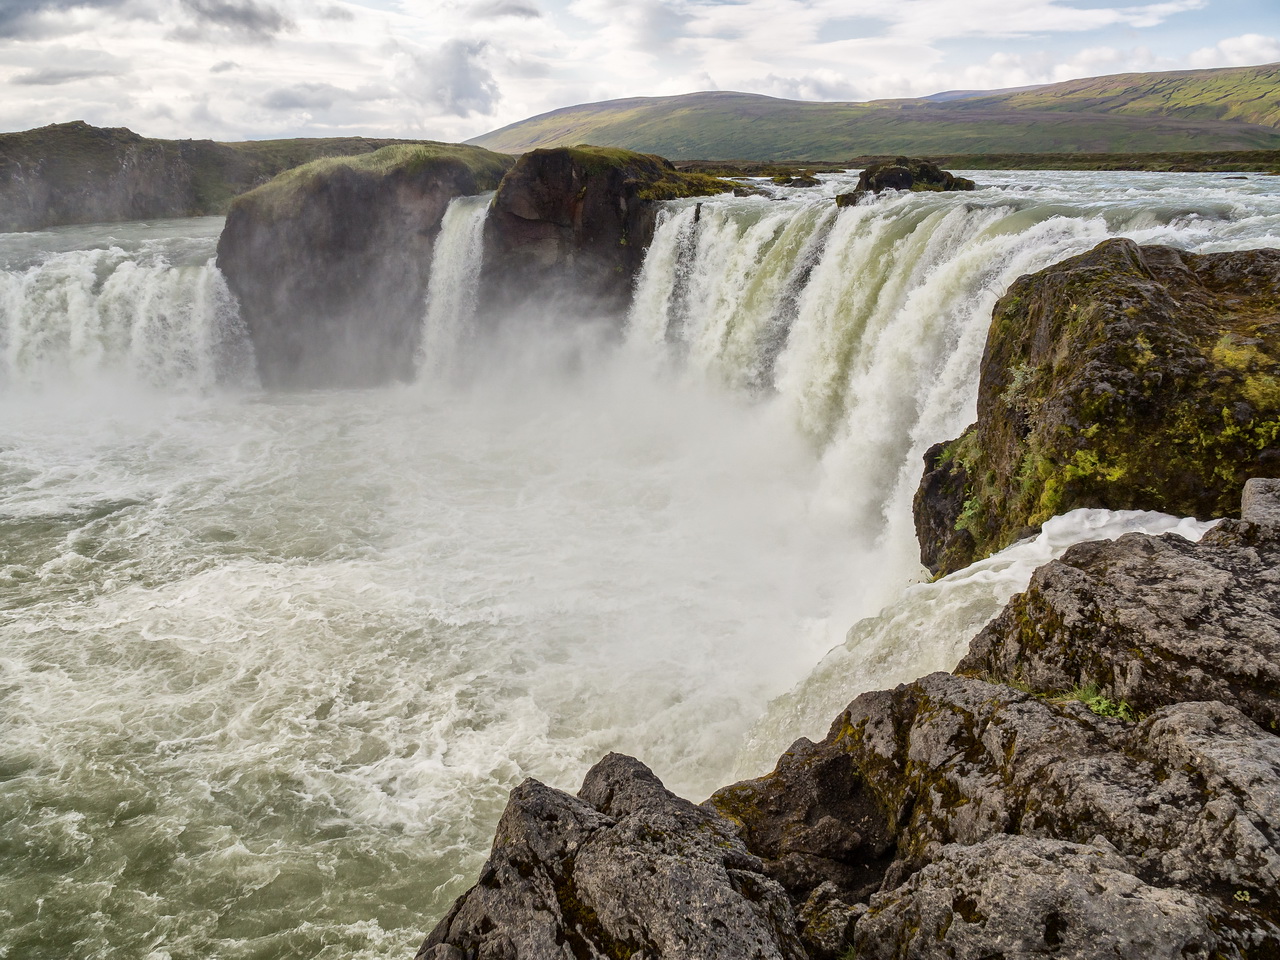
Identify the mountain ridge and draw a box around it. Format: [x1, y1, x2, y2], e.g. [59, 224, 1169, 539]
[468, 61, 1280, 160]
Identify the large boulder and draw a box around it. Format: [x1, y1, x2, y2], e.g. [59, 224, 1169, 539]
[710, 673, 1280, 959]
[216, 143, 513, 388]
[835, 157, 975, 207]
[958, 516, 1280, 732]
[915, 238, 1280, 575]
[417, 753, 805, 960]
[477, 146, 735, 319]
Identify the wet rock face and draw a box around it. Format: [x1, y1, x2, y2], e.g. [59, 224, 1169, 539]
[477, 147, 734, 321]
[835, 157, 976, 206]
[959, 518, 1280, 732]
[915, 238, 1280, 575]
[419, 754, 806, 960]
[216, 146, 512, 389]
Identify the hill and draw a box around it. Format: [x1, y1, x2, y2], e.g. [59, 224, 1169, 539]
[0, 121, 429, 232]
[468, 62, 1280, 161]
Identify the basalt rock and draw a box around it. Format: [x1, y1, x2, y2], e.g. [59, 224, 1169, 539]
[914, 238, 1280, 575]
[958, 518, 1280, 732]
[216, 143, 513, 389]
[853, 836, 1239, 960]
[418, 753, 806, 960]
[835, 157, 975, 207]
[477, 146, 735, 319]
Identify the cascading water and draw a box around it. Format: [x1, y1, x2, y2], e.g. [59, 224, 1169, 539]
[419, 194, 492, 378]
[2, 171, 1279, 960]
[0, 217, 253, 391]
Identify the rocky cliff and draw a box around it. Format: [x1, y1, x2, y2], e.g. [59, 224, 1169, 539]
[416, 479, 1280, 960]
[477, 146, 736, 319]
[0, 120, 428, 233]
[216, 143, 513, 389]
[914, 238, 1280, 576]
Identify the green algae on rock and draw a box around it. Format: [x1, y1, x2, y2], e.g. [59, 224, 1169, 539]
[914, 237, 1280, 576]
[216, 142, 513, 389]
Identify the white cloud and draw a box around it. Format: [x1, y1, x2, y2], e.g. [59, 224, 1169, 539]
[0, 0, 1273, 143]
[1189, 33, 1280, 69]
[389, 38, 501, 118]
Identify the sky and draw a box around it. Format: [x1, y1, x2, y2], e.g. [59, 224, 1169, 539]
[0, 0, 1277, 142]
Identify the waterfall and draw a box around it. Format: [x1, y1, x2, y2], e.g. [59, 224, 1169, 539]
[627, 176, 1280, 597]
[419, 193, 492, 378]
[0, 235, 253, 391]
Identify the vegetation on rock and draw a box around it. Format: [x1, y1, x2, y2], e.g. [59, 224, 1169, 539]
[915, 238, 1280, 575]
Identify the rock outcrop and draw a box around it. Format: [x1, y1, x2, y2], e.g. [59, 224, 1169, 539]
[0, 120, 426, 233]
[477, 146, 735, 319]
[915, 238, 1280, 575]
[216, 143, 513, 389]
[958, 514, 1280, 732]
[419, 482, 1280, 960]
[418, 754, 805, 960]
[835, 158, 975, 207]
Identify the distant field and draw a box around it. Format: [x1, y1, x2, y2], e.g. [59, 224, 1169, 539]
[470, 62, 1280, 161]
[678, 151, 1280, 175]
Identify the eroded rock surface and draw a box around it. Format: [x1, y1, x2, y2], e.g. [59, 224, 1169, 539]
[853, 836, 1235, 960]
[416, 493, 1280, 959]
[914, 238, 1280, 575]
[478, 146, 734, 319]
[419, 754, 805, 960]
[960, 519, 1280, 731]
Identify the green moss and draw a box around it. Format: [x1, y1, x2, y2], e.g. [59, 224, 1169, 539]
[233, 142, 513, 222]
[1047, 684, 1140, 722]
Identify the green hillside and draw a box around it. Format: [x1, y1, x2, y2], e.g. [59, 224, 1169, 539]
[469, 62, 1280, 161]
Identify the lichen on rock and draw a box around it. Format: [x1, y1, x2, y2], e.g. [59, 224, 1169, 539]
[914, 238, 1280, 576]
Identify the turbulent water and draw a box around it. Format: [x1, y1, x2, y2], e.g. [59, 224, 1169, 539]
[2, 171, 1278, 959]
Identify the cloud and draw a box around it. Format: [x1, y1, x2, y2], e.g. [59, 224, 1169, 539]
[171, 0, 294, 42]
[11, 65, 121, 83]
[262, 81, 348, 111]
[752, 70, 861, 102]
[1189, 33, 1280, 69]
[317, 3, 353, 20]
[391, 38, 501, 117]
[209, 59, 239, 72]
[470, 0, 540, 18]
[0, 0, 130, 38]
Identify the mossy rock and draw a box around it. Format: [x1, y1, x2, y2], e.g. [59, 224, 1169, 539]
[835, 157, 976, 207]
[915, 238, 1280, 575]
